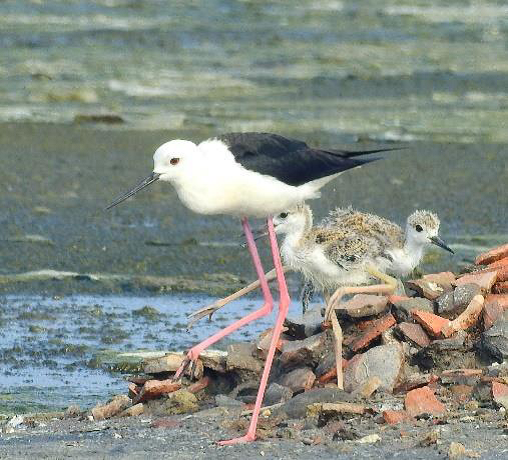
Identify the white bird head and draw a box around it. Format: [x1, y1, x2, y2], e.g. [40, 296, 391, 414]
[405, 210, 454, 254]
[153, 140, 201, 183]
[106, 139, 201, 210]
[273, 204, 313, 236]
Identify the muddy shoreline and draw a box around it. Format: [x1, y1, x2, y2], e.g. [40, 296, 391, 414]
[1, 122, 507, 296]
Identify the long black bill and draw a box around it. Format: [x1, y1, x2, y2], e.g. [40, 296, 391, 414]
[430, 236, 454, 254]
[106, 172, 161, 210]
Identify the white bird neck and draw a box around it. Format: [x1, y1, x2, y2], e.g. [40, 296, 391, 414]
[401, 233, 426, 271]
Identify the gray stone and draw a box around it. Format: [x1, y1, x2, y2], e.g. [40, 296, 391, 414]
[215, 394, 243, 407]
[284, 306, 323, 339]
[435, 291, 456, 318]
[344, 344, 404, 393]
[481, 320, 508, 361]
[454, 284, 481, 310]
[315, 351, 336, 378]
[392, 298, 434, 322]
[414, 331, 477, 371]
[226, 343, 263, 381]
[263, 383, 294, 406]
[279, 331, 329, 368]
[279, 367, 316, 393]
[276, 387, 352, 419]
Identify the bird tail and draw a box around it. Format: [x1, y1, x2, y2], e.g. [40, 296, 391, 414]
[321, 147, 404, 158]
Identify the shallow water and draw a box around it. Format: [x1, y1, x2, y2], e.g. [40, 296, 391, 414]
[0, 293, 297, 414]
[1, 0, 507, 415]
[1, 0, 507, 142]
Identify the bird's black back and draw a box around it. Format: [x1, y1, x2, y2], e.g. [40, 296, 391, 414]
[216, 132, 390, 186]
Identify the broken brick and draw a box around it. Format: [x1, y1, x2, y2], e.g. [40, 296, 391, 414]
[441, 294, 484, 337]
[341, 294, 389, 318]
[406, 279, 446, 300]
[483, 301, 503, 330]
[91, 395, 131, 420]
[350, 313, 396, 352]
[133, 379, 181, 404]
[412, 310, 450, 337]
[492, 381, 508, 401]
[383, 410, 413, 425]
[454, 271, 498, 293]
[485, 294, 508, 309]
[397, 322, 431, 347]
[488, 257, 508, 269]
[404, 386, 446, 417]
[187, 376, 210, 394]
[475, 243, 508, 266]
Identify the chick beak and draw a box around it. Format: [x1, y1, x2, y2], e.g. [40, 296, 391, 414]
[430, 235, 454, 254]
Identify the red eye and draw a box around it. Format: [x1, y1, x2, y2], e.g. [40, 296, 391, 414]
[170, 158, 180, 165]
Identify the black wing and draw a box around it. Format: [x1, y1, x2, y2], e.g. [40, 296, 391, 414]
[216, 132, 396, 186]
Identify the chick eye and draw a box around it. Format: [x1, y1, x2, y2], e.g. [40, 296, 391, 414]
[279, 212, 288, 219]
[415, 224, 423, 232]
[170, 158, 180, 165]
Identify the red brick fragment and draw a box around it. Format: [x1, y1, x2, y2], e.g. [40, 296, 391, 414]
[388, 295, 411, 304]
[488, 257, 508, 269]
[492, 381, 508, 401]
[317, 359, 348, 384]
[397, 322, 431, 347]
[475, 243, 508, 266]
[411, 310, 450, 337]
[485, 294, 508, 309]
[441, 294, 484, 337]
[350, 313, 396, 352]
[187, 376, 210, 394]
[493, 282, 508, 294]
[405, 386, 446, 417]
[454, 271, 498, 293]
[383, 410, 413, 425]
[134, 379, 181, 404]
[483, 301, 503, 330]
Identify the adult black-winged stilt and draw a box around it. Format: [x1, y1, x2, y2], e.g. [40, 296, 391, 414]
[106, 132, 394, 444]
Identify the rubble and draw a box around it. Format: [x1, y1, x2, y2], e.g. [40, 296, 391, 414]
[67, 241, 508, 446]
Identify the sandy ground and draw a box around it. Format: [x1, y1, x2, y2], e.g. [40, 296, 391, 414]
[2, 406, 508, 459]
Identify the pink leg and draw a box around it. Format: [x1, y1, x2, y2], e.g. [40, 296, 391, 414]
[173, 217, 274, 380]
[219, 217, 291, 445]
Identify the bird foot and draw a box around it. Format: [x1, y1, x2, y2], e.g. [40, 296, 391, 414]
[217, 434, 256, 446]
[172, 350, 200, 381]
